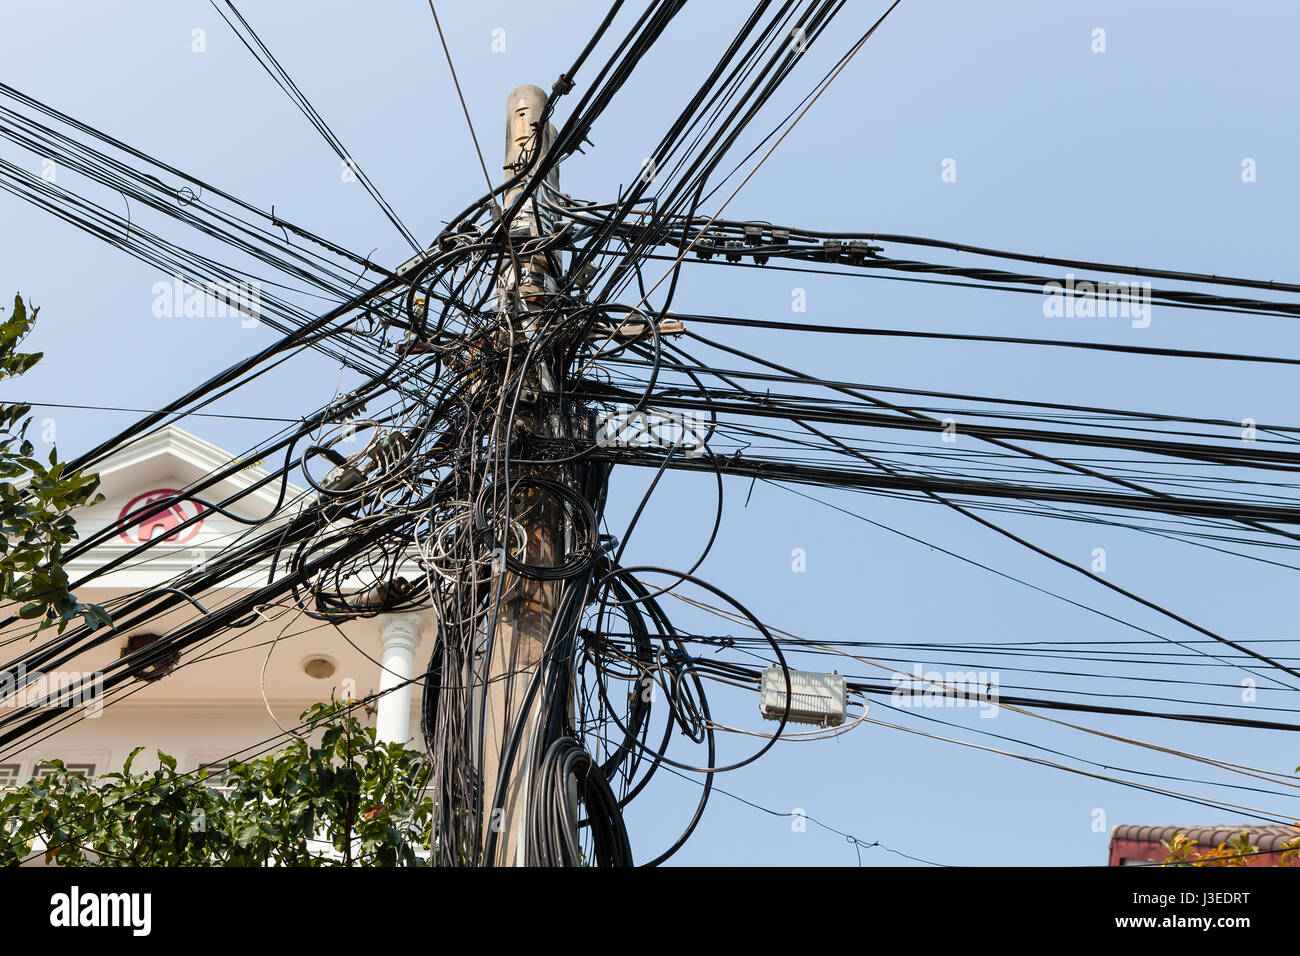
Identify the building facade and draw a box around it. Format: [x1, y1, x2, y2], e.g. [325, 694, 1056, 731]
[1, 427, 429, 850]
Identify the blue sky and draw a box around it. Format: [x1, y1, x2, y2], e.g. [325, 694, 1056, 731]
[3, 0, 1300, 865]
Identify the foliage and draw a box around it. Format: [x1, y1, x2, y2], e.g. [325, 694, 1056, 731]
[0, 294, 108, 632]
[1159, 826, 1300, 867]
[0, 700, 433, 866]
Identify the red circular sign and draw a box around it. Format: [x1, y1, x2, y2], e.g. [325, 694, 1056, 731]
[117, 490, 204, 545]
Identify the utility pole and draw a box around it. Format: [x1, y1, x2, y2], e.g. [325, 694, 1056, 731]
[479, 83, 566, 865]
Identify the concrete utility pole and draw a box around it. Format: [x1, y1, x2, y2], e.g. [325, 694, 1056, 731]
[479, 84, 567, 865]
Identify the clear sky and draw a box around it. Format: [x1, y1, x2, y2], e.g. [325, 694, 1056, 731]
[3, 0, 1300, 865]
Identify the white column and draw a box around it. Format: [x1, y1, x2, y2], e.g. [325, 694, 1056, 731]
[374, 613, 424, 745]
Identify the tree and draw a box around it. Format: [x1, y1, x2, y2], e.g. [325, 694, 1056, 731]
[0, 700, 433, 866]
[0, 294, 108, 632]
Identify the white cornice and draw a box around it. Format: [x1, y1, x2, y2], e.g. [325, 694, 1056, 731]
[92, 423, 304, 508]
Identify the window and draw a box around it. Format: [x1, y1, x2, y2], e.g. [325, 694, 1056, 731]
[199, 763, 233, 791]
[0, 763, 22, 789]
[189, 753, 235, 792]
[34, 761, 96, 781]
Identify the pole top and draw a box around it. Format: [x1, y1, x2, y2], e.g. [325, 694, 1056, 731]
[507, 85, 547, 112]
